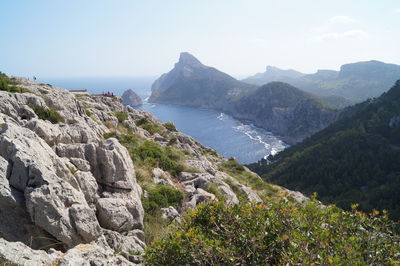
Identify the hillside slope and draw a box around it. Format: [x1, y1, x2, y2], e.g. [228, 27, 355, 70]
[249, 80, 400, 219]
[231, 82, 338, 143]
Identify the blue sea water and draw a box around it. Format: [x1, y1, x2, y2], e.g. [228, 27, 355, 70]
[39, 77, 288, 164]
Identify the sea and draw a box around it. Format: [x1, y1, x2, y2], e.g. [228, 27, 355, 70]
[38, 77, 288, 164]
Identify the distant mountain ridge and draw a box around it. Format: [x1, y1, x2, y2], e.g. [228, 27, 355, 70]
[243, 60, 400, 103]
[150, 52, 337, 144]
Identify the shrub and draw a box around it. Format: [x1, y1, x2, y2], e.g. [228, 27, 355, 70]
[103, 132, 118, 139]
[28, 104, 65, 124]
[222, 158, 245, 172]
[115, 111, 128, 123]
[223, 178, 247, 202]
[204, 183, 225, 201]
[135, 118, 165, 135]
[85, 108, 92, 117]
[135, 118, 148, 126]
[0, 72, 30, 93]
[142, 184, 184, 215]
[133, 140, 184, 176]
[145, 198, 400, 265]
[142, 184, 184, 244]
[117, 133, 186, 177]
[164, 122, 177, 132]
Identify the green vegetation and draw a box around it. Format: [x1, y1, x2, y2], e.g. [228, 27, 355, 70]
[220, 158, 279, 198]
[28, 103, 65, 124]
[0, 72, 30, 93]
[164, 122, 177, 131]
[135, 118, 165, 135]
[143, 184, 184, 215]
[115, 111, 128, 122]
[223, 178, 247, 202]
[204, 183, 225, 201]
[104, 132, 186, 178]
[84, 107, 92, 117]
[103, 132, 118, 139]
[145, 197, 400, 265]
[249, 81, 400, 220]
[142, 184, 184, 244]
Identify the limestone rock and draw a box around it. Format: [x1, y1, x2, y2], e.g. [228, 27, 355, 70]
[25, 181, 102, 248]
[161, 206, 181, 223]
[0, 238, 61, 266]
[122, 89, 143, 107]
[97, 197, 143, 232]
[92, 138, 137, 190]
[58, 243, 135, 266]
[102, 229, 146, 253]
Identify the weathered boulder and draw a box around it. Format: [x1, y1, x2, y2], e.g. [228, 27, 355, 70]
[0, 238, 61, 266]
[26, 181, 102, 248]
[161, 206, 181, 223]
[152, 167, 175, 186]
[91, 138, 137, 190]
[102, 229, 146, 253]
[97, 197, 143, 232]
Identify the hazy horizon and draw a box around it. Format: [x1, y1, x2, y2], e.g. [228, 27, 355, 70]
[1, 0, 399, 78]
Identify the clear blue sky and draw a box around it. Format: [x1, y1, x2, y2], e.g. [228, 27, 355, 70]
[0, 0, 399, 78]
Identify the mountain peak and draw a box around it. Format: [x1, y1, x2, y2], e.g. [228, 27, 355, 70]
[178, 52, 203, 67]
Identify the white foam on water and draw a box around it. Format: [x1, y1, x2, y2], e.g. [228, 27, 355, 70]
[217, 113, 228, 120]
[233, 122, 287, 159]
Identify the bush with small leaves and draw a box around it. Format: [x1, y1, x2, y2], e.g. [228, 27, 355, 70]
[28, 104, 65, 124]
[115, 111, 128, 123]
[145, 198, 400, 265]
[164, 122, 177, 132]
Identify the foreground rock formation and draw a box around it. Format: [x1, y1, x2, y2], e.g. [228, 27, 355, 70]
[0, 77, 303, 265]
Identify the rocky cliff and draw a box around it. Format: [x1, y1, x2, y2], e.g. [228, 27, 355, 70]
[0, 76, 303, 265]
[122, 89, 142, 107]
[149, 52, 256, 110]
[149, 53, 337, 144]
[231, 82, 338, 144]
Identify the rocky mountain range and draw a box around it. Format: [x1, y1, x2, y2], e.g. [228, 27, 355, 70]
[244, 60, 400, 103]
[149, 52, 338, 144]
[0, 74, 303, 265]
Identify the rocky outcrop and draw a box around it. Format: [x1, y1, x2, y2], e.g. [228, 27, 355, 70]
[0, 79, 145, 264]
[122, 89, 143, 107]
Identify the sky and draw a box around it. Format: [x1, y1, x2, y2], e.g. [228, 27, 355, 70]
[0, 0, 399, 78]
